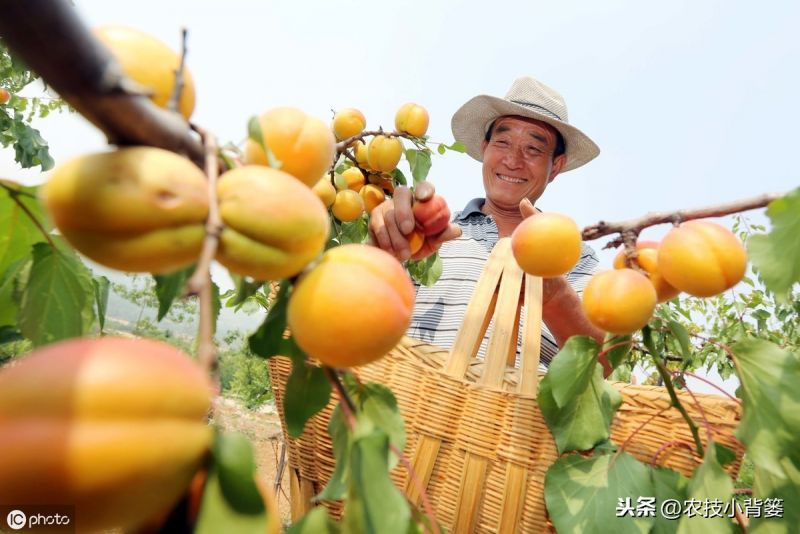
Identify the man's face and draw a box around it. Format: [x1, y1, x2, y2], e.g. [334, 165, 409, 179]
[481, 115, 566, 210]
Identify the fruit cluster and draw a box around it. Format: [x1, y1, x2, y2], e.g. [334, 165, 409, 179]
[511, 213, 747, 335]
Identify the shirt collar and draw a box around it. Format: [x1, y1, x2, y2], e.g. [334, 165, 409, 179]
[455, 198, 486, 221]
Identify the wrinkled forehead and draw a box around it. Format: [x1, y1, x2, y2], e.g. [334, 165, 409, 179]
[491, 115, 560, 143]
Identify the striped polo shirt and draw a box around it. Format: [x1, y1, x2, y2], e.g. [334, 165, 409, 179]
[406, 198, 599, 370]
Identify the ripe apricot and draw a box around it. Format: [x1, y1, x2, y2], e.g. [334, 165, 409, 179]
[332, 189, 365, 222]
[658, 220, 747, 297]
[413, 194, 451, 236]
[287, 244, 415, 367]
[511, 213, 582, 277]
[582, 269, 658, 334]
[41, 147, 208, 273]
[94, 26, 196, 119]
[367, 135, 403, 172]
[613, 241, 680, 302]
[360, 184, 386, 213]
[312, 177, 337, 208]
[395, 103, 429, 137]
[0, 337, 212, 533]
[337, 167, 366, 191]
[407, 229, 425, 255]
[244, 107, 336, 187]
[332, 108, 366, 141]
[216, 166, 330, 280]
[353, 140, 371, 169]
[0, 88, 10, 104]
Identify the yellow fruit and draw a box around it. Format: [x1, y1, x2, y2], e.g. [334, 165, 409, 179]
[359, 184, 386, 213]
[407, 230, 425, 255]
[613, 241, 681, 303]
[94, 25, 196, 119]
[332, 189, 364, 222]
[332, 108, 366, 141]
[367, 135, 403, 172]
[312, 177, 337, 208]
[0, 337, 212, 533]
[511, 213, 582, 277]
[41, 147, 208, 273]
[216, 166, 330, 280]
[243, 107, 336, 187]
[582, 269, 658, 334]
[287, 244, 415, 367]
[395, 103, 429, 137]
[339, 167, 366, 191]
[353, 140, 371, 169]
[658, 220, 747, 297]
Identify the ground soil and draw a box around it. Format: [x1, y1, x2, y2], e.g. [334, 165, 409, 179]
[212, 397, 293, 527]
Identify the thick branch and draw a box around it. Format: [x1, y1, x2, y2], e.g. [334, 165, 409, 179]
[582, 192, 784, 249]
[0, 0, 204, 166]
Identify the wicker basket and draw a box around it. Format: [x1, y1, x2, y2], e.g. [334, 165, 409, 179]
[269, 238, 743, 533]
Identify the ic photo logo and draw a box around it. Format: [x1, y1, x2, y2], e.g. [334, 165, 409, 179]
[6, 510, 26, 530]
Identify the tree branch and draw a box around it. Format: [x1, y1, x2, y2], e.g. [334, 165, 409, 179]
[0, 0, 204, 166]
[582, 192, 784, 249]
[167, 28, 188, 114]
[653, 358, 705, 457]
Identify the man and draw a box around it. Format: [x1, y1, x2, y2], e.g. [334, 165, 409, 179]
[369, 76, 608, 372]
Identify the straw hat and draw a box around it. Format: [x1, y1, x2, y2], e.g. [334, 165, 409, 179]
[451, 76, 600, 172]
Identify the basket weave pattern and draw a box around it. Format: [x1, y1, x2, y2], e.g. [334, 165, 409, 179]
[269, 239, 743, 532]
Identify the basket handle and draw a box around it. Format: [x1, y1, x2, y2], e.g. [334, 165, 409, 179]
[444, 237, 543, 393]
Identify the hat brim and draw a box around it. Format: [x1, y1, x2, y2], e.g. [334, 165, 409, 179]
[450, 94, 600, 172]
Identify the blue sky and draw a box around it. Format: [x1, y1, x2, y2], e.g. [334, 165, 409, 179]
[2, 0, 798, 391]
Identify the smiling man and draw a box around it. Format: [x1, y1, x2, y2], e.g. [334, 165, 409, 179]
[369, 76, 608, 372]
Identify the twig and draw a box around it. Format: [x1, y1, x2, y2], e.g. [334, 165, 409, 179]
[0, 182, 56, 248]
[335, 130, 427, 155]
[650, 440, 697, 465]
[674, 371, 741, 405]
[679, 378, 714, 443]
[167, 28, 188, 114]
[273, 440, 287, 495]
[611, 406, 669, 467]
[653, 359, 705, 457]
[582, 192, 784, 249]
[185, 126, 222, 378]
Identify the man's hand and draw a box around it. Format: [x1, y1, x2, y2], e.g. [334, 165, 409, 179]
[368, 181, 461, 261]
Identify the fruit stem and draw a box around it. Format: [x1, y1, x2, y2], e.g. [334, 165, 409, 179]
[167, 27, 188, 115]
[673, 370, 741, 405]
[186, 126, 223, 384]
[0, 181, 57, 249]
[335, 130, 420, 155]
[653, 358, 705, 458]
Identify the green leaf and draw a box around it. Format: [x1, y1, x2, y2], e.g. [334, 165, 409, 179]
[342, 429, 411, 534]
[748, 188, 800, 303]
[340, 217, 369, 245]
[405, 149, 432, 184]
[651, 467, 689, 534]
[715, 443, 736, 468]
[731, 339, 800, 477]
[539, 363, 621, 453]
[153, 264, 195, 321]
[226, 276, 263, 310]
[248, 281, 290, 358]
[437, 144, 446, 155]
[0, 255, 28, 326]
[316, 405, 350, 501]
[676, 442, 735, 534]
[548, 336, 600, 408]
[406, 253, 443, 286]
[92, 275, 110, 332]
[355, 382, 406, 470]
[603, 334, 633, 370]
[195, 432, 269, 534]
[445, 140, 467, 153]
[390, 168, 407, 187]
[19, 242, 94, 346]
[0, 325, 23, 345]
[750, 454, 800, 534]
[667, 320, 692, 359]
[287, 507, 340, 534]
[0, 181, 48, 275]
[544, 451, 654, 534]
[284, 360, 332, 438]
[211, 280, 221, 334]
